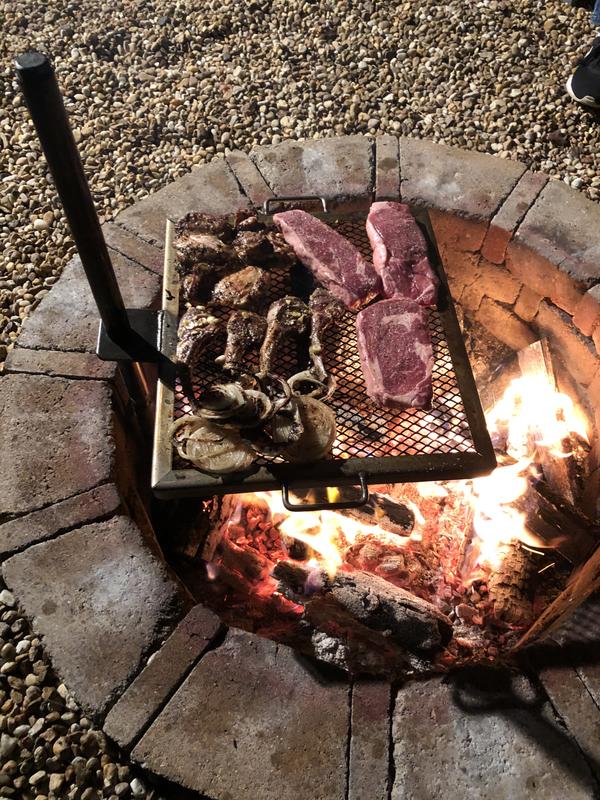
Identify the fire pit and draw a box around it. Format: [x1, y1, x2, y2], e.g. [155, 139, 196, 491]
[2, 52, 600, 800]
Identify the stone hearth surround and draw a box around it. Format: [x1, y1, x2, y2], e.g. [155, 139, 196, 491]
[1, 136, 600, 799]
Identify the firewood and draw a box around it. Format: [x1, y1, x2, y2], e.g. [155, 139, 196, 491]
[340, 492, 415, 537]
[517, 339, 578, 505]
[273, 561, 452, 653]
[515, 478, 598, 565]
[487, 542, 535, 627]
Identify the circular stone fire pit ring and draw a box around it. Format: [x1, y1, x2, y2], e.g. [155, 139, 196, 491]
[1, 136, 600, 800]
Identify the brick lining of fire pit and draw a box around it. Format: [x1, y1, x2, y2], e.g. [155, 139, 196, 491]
[2, 136, 600, 798]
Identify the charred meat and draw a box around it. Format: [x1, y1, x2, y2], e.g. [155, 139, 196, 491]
[266, 231, 297, 267]
[259, 296, 310, 374]
[175, 211, 234, 240]
[176, 306, 223, 371]
[216, 311, 267, 373]
[174, 232, 234, 274]
[174, 212, 236, 273]
[289, 289, 344, 397]
[231, 229, 297, 269]
[232, 230, 274, 264]
[308, 289, 344, 381]
[211, 266, 271, 310]
[180, 263, 224, 305]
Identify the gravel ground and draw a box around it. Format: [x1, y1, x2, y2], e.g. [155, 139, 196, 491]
[1, 0, 600, 368]
[0, 584, 191, 800]
[1, 0, 600, 367]
[1, 0, 600, 795]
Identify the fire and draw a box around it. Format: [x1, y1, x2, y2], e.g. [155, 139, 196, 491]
[486, 374, 588, 460]
[206, 363, 588, 599]
[264, 490, 417, 578]
[464, 372, 588, 572]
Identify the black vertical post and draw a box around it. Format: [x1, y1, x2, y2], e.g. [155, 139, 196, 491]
[15, 51, 131, 343]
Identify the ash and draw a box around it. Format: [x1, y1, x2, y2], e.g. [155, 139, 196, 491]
[181, 485, 567, 679]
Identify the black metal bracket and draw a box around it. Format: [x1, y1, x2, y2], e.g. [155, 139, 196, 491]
[96, 309, 163, 362]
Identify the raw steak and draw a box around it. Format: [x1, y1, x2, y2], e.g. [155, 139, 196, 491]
[366, 202, 438, 306]
[273, 210, 381, 309]
[356, 299, 433, 409]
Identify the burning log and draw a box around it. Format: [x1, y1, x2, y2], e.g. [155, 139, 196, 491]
[341, 492, 415, 537]
[273, 561, 453, 653]
[487, 542, 535, 628]
[517, 339, 586, 506]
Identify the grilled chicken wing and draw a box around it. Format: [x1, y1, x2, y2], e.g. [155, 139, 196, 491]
[216, 311, 267, 373]
[259, 296, 310, 374]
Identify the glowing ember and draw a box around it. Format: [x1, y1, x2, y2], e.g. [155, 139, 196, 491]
[197, 357, 589, 675]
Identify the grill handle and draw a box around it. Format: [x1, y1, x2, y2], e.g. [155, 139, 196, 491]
[263, 195, 328, 214]
[281, 473, 368, 512]
[15, 51, 130, 344]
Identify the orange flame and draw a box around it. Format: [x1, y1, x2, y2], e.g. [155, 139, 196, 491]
[215, 366, 588, 586]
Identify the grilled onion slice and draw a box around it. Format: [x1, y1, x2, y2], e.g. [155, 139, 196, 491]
[169, 415, 255, 474]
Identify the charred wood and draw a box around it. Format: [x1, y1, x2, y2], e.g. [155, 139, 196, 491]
[273, 561, 453, 653]
[341, 492, 415, 537]
[487, 543, 536, 627]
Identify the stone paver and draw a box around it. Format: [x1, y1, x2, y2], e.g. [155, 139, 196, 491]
[251, 135, 373, 206]
[537, 301, 599, 386]
[2, 516, 189, 718]
[481, 170, 548, 264]
[102, 223, 164, 276]
[392, 673, 596, 800]
[0, 483, 120, 557]
[537, 662, 600, 783]
[475, 297, 536, 350]
[17, 251, 160, 354]
[476, 260, 522, 305]
[349, 681, 391, 800]
[515, 285, 543, 322]
[573, 285, 600, 338]
[104, 604, 222, 750]
[5, 347, 118, 381]
[375, 135, 401, 200]
[400, 139, 526, 219]
[429, 210, 488, 253]
[116, 160, 250, 246]
[506, 242, 585, 315]
[515, 178, 600, 287]
[133, 629, 349, 800]
[0, 374, 113, 517]
[226, 149, 274, 208]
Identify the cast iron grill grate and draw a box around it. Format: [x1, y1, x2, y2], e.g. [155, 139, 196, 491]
[173, 219, 473, 463]
[153, 205, 496, 501]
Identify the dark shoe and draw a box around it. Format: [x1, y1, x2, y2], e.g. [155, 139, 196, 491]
[567, 37, 600, 108]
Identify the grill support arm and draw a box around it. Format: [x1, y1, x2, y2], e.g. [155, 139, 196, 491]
[15, 51, 161, 362]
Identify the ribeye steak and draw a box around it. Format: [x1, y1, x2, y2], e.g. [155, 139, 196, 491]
[356, 298, 433, 409]
[366, 202, 438, 306]
[273, 210, 381, 309]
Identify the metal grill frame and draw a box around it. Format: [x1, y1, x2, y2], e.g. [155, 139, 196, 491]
[152, 201, 496, 500]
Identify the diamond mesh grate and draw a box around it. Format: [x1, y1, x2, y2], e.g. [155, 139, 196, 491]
[172, 217, 476, 468]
